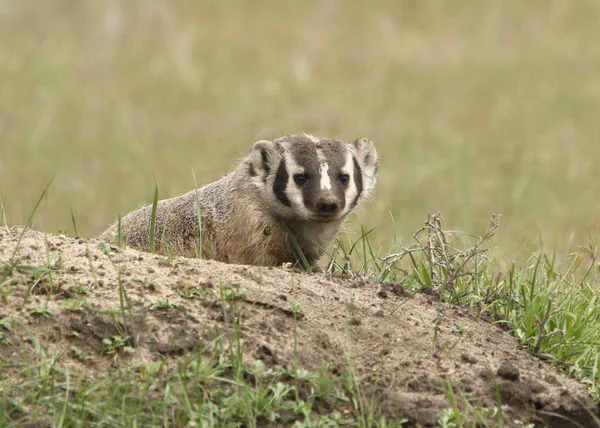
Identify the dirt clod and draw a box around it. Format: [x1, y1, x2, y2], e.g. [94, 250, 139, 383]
[151, 338, 200, 355]
[497, 360, 520, 381]
[461, 353, 477, 364]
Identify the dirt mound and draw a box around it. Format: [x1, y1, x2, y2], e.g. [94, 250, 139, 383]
[1, 226, 598, 427]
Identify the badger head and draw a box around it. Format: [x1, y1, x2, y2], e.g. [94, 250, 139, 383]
[248, 134, 378, 223]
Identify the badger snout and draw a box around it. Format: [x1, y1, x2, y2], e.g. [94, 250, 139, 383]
[315, 195, 341, 217]
[316, 198, 339, 214]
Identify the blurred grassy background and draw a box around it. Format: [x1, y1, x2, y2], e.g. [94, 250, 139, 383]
[1, 1, 599, 256]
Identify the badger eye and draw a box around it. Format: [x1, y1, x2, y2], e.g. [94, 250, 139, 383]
[339, 174, 350, 185]
[293, 174, 309, 185]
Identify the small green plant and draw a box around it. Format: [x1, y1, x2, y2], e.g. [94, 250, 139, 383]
[98, 241, 113, 255]
[152, 299, 176, 309]
[0, 332, 11, 346]
[49, 253, 64, 271]
[60, 298, 91, 312]
[67, 280, 88, 294]
[312, 361, 339, 401]
[178, 286, 213, 300]
[437, 407, 460, 428]
[220, 284, 246, 301]
[0, 317, 12, 332]
[436, 374, 505, 427]
[102, 335, 134, 355]
[114, 262, 133, 344]
[161, 240, 178, 262]
[289, 301, 303, 314]
[0, 262, 15, 303]
[16, 262, 64, 300]
[71, 346, 94, 361]
[132, 275, 161, 290]
[29, 306, 54, 318]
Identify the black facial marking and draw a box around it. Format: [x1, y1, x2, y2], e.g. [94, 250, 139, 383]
[352, 157, 363, 207]
[260, 149, 270, 174]
[285, 141, 320, 212]
[273, 159, 291, 207]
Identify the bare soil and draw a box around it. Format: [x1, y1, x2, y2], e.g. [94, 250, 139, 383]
[0, 226, 598, 427]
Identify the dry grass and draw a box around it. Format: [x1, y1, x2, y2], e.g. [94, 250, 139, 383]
[1, 0, 599, 255]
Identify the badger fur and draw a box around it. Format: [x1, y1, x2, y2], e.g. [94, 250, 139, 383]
[100, 134, 378, 267]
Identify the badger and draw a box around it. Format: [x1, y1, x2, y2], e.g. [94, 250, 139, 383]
[100, 134, 378, 268]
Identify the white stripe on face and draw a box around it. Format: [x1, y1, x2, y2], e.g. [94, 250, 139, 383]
[319, 162, 332, 190]
[316, 147, 332, 190]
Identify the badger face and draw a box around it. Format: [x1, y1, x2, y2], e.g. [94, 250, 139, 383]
[249, 134, 378, 223]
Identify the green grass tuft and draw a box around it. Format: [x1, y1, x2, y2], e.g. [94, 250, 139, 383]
[328, 213, 600, 397]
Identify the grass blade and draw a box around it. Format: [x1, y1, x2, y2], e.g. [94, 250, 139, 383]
[10, 175, 55, 261]
[0, 197, 7, 227]
[149, 179, 159, 254]
[117, 214, 123, 247]
[192, 168, 203, 259]
[69, 207, 79, 238]
[288, 231, 312, 272]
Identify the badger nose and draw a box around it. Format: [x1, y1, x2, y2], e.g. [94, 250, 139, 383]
[316, 199, 339, 214]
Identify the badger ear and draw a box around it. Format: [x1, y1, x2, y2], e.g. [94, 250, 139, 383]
[351, 138, 378, 198]
[249, 140, 282, 181]
[352, 138, 378, 176]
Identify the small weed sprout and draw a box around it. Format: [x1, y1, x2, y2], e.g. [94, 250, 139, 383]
[60, 299, 91, 312]
[49, 253, 64, 271]
[178, 286, 213, 300]
[102, 335, 134, 355]
[219, 284, 246, 301]
[71, 346, 94, 361]
[132, 275, 161, 291]
[0, 269, 15, 303]
[152, 299, 176, 310]
[0, 332, 11, 346]
[97, 241, 113, 256]
[29, 306, 54, 318]
[67, 280, 88, 294]
[0, 317, 12, 332]
[0, 317, 13, 346]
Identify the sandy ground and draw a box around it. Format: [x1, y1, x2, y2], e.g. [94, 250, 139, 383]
[0, 226, 598, 427]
